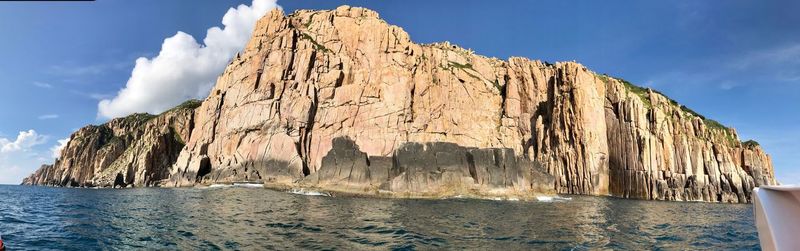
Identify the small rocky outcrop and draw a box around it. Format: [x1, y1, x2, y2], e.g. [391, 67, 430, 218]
[23, 6, 776, 202]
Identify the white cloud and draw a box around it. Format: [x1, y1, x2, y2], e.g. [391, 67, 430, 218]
[645, 42, 800, 92]
[0, 130, 47, 153]
[49, 64, 105, 76]
[51, 137, 70, 159]
[70, 90, 114, 100]
[0, 130, 54, 184]
[33, 81, 53, 88]
[732, 43, 800, 70]
[0, 165, 29, 185]
[38, 114, 59, 120]
[49, 58, 136, 79]
[98, 0, 281, 119]
[89, 93, 112, 100]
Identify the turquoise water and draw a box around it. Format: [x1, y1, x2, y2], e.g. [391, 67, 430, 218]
[0, 185, 759, 250]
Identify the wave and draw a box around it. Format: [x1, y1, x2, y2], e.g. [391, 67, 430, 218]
[289, 188, 331, 197]
[490, 197, 521, 201]
[233, 183, 263, 188]
[203, 183, 263, 189]
[536, 196, 572, 202]
[446, 195, 522, 201]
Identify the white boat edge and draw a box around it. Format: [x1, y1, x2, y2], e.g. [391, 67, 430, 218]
[754, 185, 800, 251]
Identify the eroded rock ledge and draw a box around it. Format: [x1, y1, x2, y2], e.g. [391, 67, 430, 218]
[299, 137, 554, 198]
[23, 6, 776, 202]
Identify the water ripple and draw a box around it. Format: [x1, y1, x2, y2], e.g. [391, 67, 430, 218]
[0, 185, 760, 250]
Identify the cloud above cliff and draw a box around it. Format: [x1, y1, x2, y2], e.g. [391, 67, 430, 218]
[97, 0, 281, 119]
[644, 42, 800, 92]
[33, 81, 53, 89]
[0, 130, 47, 153]
[0, 130, 52, 184]
[38, 114, 59, 120]
[51, 137, 70, 159]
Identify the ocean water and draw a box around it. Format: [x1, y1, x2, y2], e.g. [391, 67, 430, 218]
[0, 185, 760, 250]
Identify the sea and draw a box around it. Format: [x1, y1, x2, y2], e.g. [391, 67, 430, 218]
[0, 184, 760, 250]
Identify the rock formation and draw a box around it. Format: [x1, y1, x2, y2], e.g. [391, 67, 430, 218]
[23, 6, 776, 202]
[22, 101, 197, 187]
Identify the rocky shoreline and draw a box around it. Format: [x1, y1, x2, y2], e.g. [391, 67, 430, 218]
[23, 6, 776, 203]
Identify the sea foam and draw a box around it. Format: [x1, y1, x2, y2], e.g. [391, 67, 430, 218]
[536, 196, 572, 202]
[289, 188, 331, 197]
[233, 183, 264, 188]
[204, 183, 263, 189]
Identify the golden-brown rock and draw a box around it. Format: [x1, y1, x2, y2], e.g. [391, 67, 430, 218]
[22, 102, 196, 187]
[24, 6, 776, 202]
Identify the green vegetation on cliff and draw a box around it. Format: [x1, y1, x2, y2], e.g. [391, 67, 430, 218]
[121, 113, 157, 124]
[448, 61, 473, 70]
[595, 73, 753, 146]
[743, 140, 760, 148]
[599, 74, 721, 124]
[300, 33, 331, 53]
[162, 99, 202, 114]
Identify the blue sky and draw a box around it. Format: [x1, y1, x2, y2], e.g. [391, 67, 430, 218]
[1, 0, 798, 184]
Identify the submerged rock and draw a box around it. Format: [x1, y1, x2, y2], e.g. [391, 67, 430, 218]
[23, 6, 776, 202]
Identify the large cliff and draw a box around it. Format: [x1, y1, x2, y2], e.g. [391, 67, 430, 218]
[23, 6, 776, 202]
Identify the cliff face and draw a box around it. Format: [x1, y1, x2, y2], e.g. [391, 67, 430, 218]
[22, 102, 196, 187]
[24, 6, 776, 202]
[603, 79, 776, 203]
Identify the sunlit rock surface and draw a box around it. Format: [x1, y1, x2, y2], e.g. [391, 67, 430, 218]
[24, 6, 776, 202]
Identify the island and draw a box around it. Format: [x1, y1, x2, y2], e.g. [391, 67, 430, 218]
[23, 6, 776, 203]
